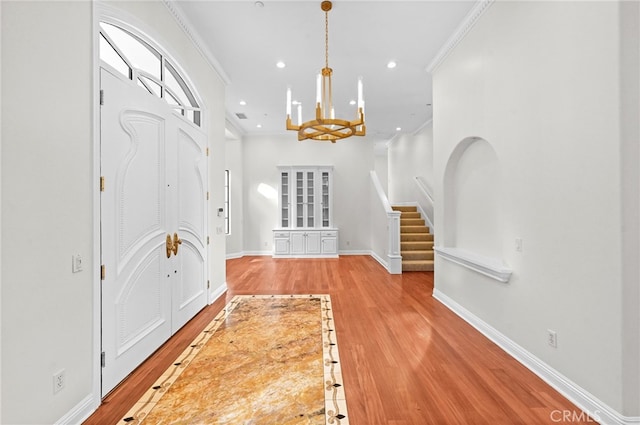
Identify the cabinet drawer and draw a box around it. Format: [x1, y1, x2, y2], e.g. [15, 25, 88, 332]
[274, 232, 290, 238]
[321, 231, 337, 237]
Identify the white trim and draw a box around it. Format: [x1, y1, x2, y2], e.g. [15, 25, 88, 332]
[369, 250, 388, 270]
[412, 118, 433, 137]
[161, 0, 231, 85]
[433, 289, 640, 425]
[435, 246, 512, 283]
[53, 394, 95, 425]
[225, 252, 244, 260]
[208, 281, 228, 305]
[242, 250, 273, 256]
[426, 0, 495, 73]
[90, 2, 103, 417]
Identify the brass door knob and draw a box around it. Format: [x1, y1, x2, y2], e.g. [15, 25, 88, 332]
[171, 232, 182, 256]
[166, 234, 173, 258]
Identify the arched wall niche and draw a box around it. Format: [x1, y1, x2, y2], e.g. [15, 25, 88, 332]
[443, 136, 502, 259]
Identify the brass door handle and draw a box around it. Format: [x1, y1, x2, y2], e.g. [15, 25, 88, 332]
[166, 234, 174, 258]
[171, 232, 182, 256]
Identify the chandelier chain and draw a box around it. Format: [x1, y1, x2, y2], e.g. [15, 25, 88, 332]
[325, 9, 329, 69]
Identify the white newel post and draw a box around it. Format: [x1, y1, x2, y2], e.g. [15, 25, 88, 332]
[387, 211, 402, 274]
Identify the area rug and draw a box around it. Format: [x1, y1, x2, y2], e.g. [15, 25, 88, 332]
[119, 294, 348, 424]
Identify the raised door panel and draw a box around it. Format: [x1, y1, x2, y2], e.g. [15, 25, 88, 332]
[290, 232, 306, 254]
[274, 238, 290, 255]
[322, 238, 337, 254]
[306, 232, 321, 254]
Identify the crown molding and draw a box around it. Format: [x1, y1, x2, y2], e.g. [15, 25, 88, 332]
[161, 0, 231, 85]
[412, 118, 433, 137]
[426, 0, 495, 74]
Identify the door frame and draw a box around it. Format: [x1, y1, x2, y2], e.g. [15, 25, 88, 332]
[91, 3, 210, 408]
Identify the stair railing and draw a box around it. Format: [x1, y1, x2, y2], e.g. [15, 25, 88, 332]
[369, 171, 402, 274]
[414, 176, 435, 231]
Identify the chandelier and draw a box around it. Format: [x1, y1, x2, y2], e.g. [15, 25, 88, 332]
[285, 1, 365, 142]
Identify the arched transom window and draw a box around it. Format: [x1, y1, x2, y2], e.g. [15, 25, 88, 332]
[99, 21, 202, 127]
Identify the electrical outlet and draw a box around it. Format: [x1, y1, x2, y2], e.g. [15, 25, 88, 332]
[547, 329, 557, 348]
[53, 369, 65, 394]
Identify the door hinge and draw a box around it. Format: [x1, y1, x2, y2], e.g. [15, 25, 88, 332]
[207, 236, 210, 245]
[206, 192, 210, 200]
[206, 147, 209, 156]
[207, 280, 210, 289]
[101, 265, 106, 280]
[101, 351, 106, 368]
[99, 89, 104, 106]
[100, 176, 105, 192]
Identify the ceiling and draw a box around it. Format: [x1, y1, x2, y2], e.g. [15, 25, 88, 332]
[173, 0, 476, 142]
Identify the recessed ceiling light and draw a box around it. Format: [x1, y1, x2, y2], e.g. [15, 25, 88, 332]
[239, 100, 247, 106]
[396, 127, 402, 131]
[257, 124, 262, 128]
[349, 100, 356, 105]
[276, 61, 286, 69]
[387, 61, 397, 69]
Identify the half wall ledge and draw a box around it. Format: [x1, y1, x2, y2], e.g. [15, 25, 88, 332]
[435, 247, 512, 283]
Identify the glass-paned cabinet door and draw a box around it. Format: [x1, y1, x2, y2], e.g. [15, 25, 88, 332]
[321, 171, 330, 227]
[296, 172, 304, 227]
[281, 172, 289, 227]
[306, 171, 315, 227]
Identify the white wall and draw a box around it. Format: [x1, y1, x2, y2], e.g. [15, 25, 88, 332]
[432, 0, 638, 418]
[1, 1, 227, 423]
[388, 125, 434, 204]
[373, 142, 389, 195]
[2, 2, 94, 423]
[241, 134, 374, 254]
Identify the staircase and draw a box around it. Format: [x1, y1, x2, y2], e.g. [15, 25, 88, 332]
[393, 206, 434, 272]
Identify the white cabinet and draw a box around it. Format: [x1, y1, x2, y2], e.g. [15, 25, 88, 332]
[321, 231, 338, 255]
[290, 231, 321, 255]
[272, 229, 338, 258]
[273, 231, 290, 255]
[278, 166, 333, 229]
[274, 166, 338, 258]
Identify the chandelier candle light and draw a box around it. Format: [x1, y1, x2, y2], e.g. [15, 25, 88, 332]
[286, 1, 366, 142]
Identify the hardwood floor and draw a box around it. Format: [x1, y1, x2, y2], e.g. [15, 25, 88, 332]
[84, 255, 594, 424]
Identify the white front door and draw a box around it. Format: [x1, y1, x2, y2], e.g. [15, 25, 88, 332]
[100, 68, 207, 396]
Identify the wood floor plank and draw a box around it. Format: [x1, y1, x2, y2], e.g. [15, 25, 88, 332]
[84, 255, 595, 424]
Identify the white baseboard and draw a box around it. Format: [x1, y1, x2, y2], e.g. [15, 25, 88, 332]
[55, 394, 95, 425]
[433, 289, 640, 425]
[241, 250, 272, 256]
[209, 281, 227, 304]
[225, 251, 244, 260]
[338, 250, 370, 256]
[369, 250, 388, 270]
